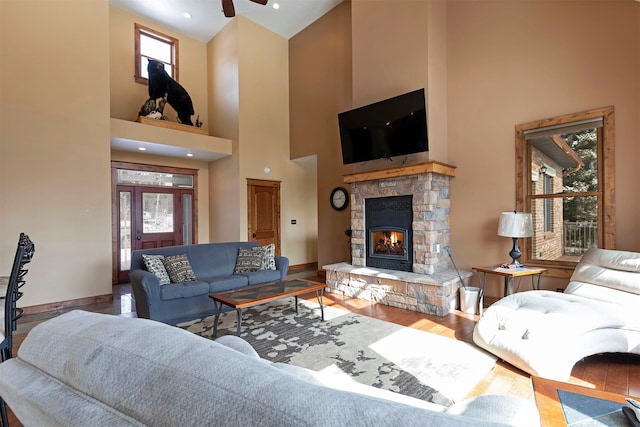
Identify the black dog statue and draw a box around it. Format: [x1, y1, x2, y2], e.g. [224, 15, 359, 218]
[147, 59, 194, 125]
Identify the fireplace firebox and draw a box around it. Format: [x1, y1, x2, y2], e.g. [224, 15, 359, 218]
[365, 195, 413, 272]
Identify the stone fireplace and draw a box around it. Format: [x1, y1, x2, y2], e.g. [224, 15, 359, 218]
[323, 161, 471, 316]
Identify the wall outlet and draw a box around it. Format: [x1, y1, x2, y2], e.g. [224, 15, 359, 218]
[291, 219, 297, 225]
[434, 244, 441, 254]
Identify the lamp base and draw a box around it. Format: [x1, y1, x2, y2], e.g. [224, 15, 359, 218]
[508, 237, 524, 267]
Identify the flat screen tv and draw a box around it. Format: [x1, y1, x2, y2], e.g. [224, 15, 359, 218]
[338, 88, 428, 165]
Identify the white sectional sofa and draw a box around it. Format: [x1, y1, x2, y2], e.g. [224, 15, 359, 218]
[0, 310, 539, 426]
[474, 248, 640, 381]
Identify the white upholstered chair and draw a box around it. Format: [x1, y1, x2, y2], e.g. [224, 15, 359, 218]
[473, 248, 640, 381]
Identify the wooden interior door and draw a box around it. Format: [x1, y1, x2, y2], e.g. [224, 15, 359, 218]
[247, 179, 281, 255]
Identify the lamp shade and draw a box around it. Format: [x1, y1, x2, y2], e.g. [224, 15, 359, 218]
[498, 212, 533, 238]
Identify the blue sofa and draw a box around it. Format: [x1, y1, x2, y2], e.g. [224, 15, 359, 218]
[129, 242, 289, 325]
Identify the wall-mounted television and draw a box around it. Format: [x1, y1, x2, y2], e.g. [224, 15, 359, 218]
[338, 88, 428, 165]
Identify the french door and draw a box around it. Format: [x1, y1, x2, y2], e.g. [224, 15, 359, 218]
[112, 162, 197, 284]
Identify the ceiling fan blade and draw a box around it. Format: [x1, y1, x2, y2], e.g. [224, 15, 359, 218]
[249, 0, 268, 5]
[222, 0, 235, 17]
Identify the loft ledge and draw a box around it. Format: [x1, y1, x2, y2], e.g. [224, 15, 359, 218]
[343, 161, 456, 184]
[136, 116, 208, 136]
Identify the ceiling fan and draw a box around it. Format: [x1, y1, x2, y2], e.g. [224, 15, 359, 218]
[222, 0, 268, 18]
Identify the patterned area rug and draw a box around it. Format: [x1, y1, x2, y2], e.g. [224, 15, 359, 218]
[177, 298, 496, 406]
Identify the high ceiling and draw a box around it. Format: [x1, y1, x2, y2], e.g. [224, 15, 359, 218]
[110, 0, 344, 42]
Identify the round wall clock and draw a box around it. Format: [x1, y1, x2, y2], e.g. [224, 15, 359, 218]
[330, 187, 349, 211]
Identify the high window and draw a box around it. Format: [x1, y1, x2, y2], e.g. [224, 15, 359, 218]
[134, 23, 179, 84]
[515, 107, 615, 278]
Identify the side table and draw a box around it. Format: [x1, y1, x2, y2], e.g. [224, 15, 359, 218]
[472, 265, 547, 297]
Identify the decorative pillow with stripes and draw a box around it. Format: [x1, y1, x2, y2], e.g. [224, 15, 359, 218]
[234, 248, 263, 273]
[162, 254, 197, 283]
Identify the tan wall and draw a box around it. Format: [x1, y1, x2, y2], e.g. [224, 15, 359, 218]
[110, 151, 211, 243]
[207, 17, 317, 265]
[447, 0, 640, 296]
[0, 0, 112, 306]
[289, 2, 353, 268]
[109, 5, 209, 129]
[350, 0, 451, 161]
[207, 20, 242, 242]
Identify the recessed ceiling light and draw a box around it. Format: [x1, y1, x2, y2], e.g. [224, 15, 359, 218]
[138, 147, 147, 151]
[186, 153, 194, 157]
[272, 3, 280, 10]
[183, 12, 191, 19]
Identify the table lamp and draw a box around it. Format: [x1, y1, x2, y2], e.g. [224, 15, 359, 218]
[498, 211, 533, 267]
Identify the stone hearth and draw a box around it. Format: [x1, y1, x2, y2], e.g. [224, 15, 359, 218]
[324, 161, 471, 316]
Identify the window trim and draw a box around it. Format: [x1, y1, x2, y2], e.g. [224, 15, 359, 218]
[134, 23, 179, 85]
[515, 106, 615, 278]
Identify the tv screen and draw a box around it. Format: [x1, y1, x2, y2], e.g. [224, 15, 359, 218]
[338, 88, 428, 165]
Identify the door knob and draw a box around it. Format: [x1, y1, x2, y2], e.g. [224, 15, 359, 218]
[136, 235, 142, 240]
[252, 233, 257, 238]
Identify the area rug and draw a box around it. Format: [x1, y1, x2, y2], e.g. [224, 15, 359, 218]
[177, 299, 496, 406]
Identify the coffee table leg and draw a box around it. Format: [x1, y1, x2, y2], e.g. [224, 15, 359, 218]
[316, 288, 325, 321]
[295, 295, 298, 314]
[236, 308, 243, 335]
[212, 300, 223, 339]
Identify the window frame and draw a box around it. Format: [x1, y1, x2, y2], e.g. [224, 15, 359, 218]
[515, 106, 615, 278]
[134, 23, 179, 85]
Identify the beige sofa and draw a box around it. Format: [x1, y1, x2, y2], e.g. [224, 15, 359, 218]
[0, 310, 539, 426]
[474, 248, 640, 381]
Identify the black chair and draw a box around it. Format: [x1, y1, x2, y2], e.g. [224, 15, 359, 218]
[0, 233, 35, 427]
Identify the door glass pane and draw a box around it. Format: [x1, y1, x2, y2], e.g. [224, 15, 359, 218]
[143, 193, 174, 233]
[117, 170, 193, 187]
[119, 191, 132, 271]
[183, 194, 193, 245]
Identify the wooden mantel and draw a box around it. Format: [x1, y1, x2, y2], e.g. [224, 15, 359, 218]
[343, 161, 456, 184]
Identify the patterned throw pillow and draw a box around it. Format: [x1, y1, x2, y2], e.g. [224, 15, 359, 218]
[234, 248, 263, 273]
[256, 243, 276, 270]
[162, 254, 197, 283]
[142, 254, 170, 285]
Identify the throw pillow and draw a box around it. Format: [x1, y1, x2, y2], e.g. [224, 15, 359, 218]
[162, 254, 197, 283]
[234, 248, 263, 273]
[257, 243, 276, 270]
[142, 254, 170, 285]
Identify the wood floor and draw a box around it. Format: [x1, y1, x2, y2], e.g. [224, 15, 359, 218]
[5, 274, 640, 425]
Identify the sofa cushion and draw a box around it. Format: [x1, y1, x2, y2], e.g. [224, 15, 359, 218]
[234, 248, 262, 273]
[239, 269, 282, 285]
[162, 254, 197, 283]
[159, 281, 209, 300]
[206, 275, 249, 293]
[142, 254, 170, 285]
[186, 242, 259, 278]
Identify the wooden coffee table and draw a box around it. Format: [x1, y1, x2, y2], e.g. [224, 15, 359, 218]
[532, 376, 636, 426]
[209, 279, 326, 338]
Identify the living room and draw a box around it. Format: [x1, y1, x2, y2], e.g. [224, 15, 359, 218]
[1, 0, 640, 424]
